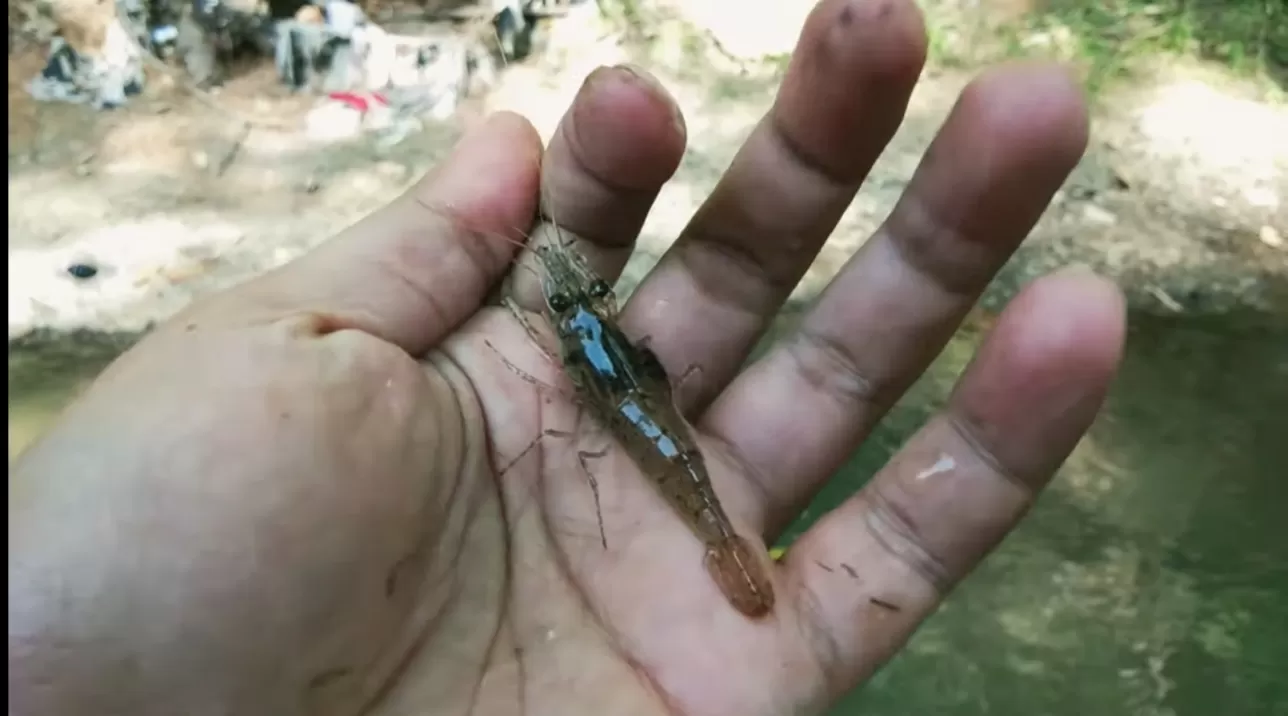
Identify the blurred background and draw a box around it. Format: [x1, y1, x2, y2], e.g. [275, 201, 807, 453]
[8, 0, 1286, 713]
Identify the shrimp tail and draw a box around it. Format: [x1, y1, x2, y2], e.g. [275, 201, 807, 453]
[704, 533, 776, 618]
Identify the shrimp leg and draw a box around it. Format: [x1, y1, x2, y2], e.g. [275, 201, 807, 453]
[491, 406, 613, 551]
[577, 447, 610, 549]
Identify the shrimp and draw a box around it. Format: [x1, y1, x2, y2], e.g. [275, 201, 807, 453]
[510, 232, 776, 618]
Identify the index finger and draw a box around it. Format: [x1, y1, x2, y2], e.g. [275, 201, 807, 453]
[506, 64, 687, 313]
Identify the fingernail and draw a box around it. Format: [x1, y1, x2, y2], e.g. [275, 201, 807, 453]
[610, 64, 686, 134]
[455, 111, 507, 152]
[611, 63, 665, 92]
[580, 64, 615, 89]
[576, 65, 686, 136]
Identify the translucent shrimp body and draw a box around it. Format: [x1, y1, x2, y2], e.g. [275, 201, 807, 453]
[524, 239, 775, 618]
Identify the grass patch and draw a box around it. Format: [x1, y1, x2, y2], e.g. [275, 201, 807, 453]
[1035, 0, 1284, 91]
[918, 0, 1285, 95]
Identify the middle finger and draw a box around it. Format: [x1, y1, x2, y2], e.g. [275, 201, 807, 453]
[620, 0, 928, 412]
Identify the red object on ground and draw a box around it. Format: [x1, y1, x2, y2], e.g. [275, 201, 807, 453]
[327, 92, 390, 114]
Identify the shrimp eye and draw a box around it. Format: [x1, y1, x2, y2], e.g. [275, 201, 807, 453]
[588, 280, 612, 299]
[548, 292, 573, 312]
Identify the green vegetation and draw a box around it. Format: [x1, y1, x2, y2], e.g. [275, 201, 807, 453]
[595, 0, 648, 42]
[923, 0, 1287, 94]
[1038, 0, 1283, 89]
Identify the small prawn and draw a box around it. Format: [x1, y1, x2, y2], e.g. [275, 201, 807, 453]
[506, 231, 776, 618]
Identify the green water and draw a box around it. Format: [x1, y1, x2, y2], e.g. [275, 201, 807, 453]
[8, 311, 1287, 715]
[7, 331, 134, 461]
[795, 311, 1288, 716]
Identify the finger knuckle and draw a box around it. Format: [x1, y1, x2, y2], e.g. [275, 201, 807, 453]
[862, 487, 953, 593]
[784, 326, 885, 414]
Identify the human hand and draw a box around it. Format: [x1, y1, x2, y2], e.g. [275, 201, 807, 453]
[8, 1, 1126, 714]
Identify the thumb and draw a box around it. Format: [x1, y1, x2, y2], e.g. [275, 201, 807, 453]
[180, 112, 542, 355]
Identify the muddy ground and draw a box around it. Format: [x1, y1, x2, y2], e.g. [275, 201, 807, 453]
[9, 0, 1287, 342]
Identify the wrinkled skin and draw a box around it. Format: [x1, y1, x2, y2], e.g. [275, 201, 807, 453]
[8, 1, 1126, 715]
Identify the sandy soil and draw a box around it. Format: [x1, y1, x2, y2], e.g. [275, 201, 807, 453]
[7, 0, 1287, 339]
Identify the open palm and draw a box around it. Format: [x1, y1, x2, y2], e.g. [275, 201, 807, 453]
[8, 2, 1126, 715]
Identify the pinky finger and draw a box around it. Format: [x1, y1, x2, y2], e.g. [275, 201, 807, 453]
[783, 267, 1125, 697]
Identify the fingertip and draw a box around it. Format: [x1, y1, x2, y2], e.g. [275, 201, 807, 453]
[794, 0, 928, 85]
[903, 62, 1091, 258]
[1049, 262, 1128, 327]
[774, 0, 928, 177]
[564, 64, 687, 191]
[408, 110, 544, 228]
[954, 62, 1091, 178]
[999, 265, 1127, 379]
[954, 267, 1127, 481]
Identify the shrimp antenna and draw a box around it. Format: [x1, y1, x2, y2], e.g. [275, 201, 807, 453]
[411, 182, 555, 283]
[488, 21, 579, 257]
